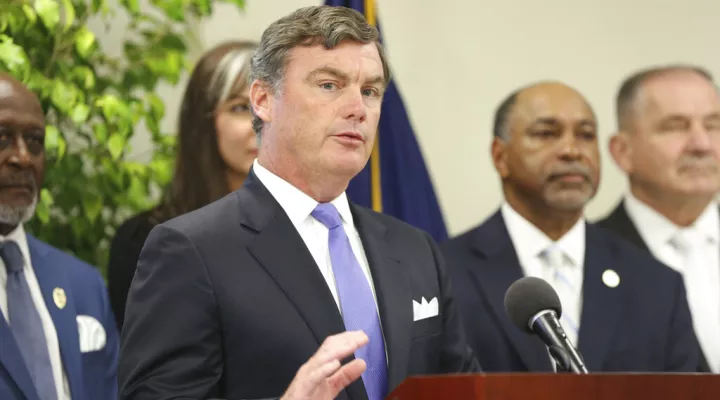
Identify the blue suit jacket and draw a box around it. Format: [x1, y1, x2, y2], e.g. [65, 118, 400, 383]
[440, 210, 701, 372]
[0, 234, 118, 400]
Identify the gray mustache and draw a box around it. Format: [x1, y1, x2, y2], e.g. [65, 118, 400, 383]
[549, 164, 592, 180]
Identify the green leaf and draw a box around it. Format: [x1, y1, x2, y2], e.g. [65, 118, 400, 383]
[147, 93, 164, 120]
[154, 0, 186, 21]
[91, 0, 105, 12]
[45, 125, 67, 160]
[107, 134, 125, 160]
[50, 79, 78, 113]
[74, 27, 95, 59]
[96, 94, 131, 122]
[35, 189, 54, 224]
[34, 0, 60, 31]
[26, 70, 51, 95]
[61, 0, 75, 31]
[93, 123, 108, 143]
[159, 33, 187, 52]
[83, 192, 102, 222]
[45, 125, 59, 151]
[123, 0, 140, 14]
[128, 175, 149, 208]
[150, 156, 173, 186]
[220, 0, 245, 7]
[72, 66, 95, 89]
[22, 4, 38, 26]
[194, 0, 212, 15]
[0, 35, 30, 79]
[71, 104, 90, 124]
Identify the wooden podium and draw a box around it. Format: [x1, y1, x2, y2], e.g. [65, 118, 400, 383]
[387, 373, 720, 400]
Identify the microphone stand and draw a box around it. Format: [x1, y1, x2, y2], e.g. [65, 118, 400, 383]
[548, 345, 572, 373]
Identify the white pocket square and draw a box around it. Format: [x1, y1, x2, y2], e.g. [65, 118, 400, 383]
[77, 315, 106, 353]
[412, 297, 439, 322]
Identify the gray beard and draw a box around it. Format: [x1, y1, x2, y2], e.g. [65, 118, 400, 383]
[0, 195, 37, 226]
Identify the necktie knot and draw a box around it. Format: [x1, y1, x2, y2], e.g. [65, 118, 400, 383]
[312, 203, 343, 229]
[1, 241, 23, 274]
[541, 246, 567, 269]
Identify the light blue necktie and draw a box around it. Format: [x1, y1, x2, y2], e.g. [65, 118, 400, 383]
[3, 241, 57, 400]
[312, 203, 388, 400]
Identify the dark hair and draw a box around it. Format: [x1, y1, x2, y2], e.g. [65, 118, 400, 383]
[493, 91, 519, 140]
[249, 5, 390, 136]
[616, 64, 714, 130]
[151, 40, 258, 224]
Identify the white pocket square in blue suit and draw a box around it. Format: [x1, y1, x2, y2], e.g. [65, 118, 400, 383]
[76, 315, 106, 353]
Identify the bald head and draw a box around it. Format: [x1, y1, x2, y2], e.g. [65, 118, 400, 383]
[0, 72, 43, 119]
[0, 72, 46, 232]
[493, 81, 595, 141]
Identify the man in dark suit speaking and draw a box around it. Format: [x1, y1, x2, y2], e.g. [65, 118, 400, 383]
[118, 5, 479, 400]
[441, 81, 700, 373]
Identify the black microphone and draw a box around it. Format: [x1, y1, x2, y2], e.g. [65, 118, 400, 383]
[504, 276, 589, 374]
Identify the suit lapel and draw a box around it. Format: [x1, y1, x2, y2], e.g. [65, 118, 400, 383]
[576, 226, 623, 371]
[27, 236, 85, 400]
[241, 172, 366, 400]
[468, 211, 554, 372]
[351, 205, 410, 392]
[0, 317, 40, 400]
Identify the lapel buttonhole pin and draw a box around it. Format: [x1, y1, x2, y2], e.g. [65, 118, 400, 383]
[602, 269, 620, 288]
[53, 287, 67, 310]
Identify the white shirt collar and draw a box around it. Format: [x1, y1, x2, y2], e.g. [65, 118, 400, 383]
[252, 159, 355, 227]
[624, 191, 719, 245]
[0, 223, 31, 269]
[501, 202, 586, 267]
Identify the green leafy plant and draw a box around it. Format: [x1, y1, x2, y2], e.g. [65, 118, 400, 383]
[0, 0, 245, 275]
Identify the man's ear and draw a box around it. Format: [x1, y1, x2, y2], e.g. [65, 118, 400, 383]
[608, 131, 633, 174]
[491, 137, 510, 178]
[249, 80, 273, 125]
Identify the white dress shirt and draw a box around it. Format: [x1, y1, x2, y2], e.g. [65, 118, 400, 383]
[252, 160, 379, 314]
[0, 224, 70, 399]
[624, 192, 720, 372]
[501, 202, 586, 345]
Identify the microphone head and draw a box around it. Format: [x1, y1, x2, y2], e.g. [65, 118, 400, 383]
[504, 276, 562, 333]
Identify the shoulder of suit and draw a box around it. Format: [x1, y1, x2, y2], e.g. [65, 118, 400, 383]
[439, 210, 501, 251]
[353, 205, 432, 241]
[591, 225, 679, 278]
[27, 235, 104, 283]
[160, 191, 240, 234]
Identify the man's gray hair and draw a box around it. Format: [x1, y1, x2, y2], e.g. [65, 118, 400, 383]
[616, 64, 715, 131]
[249, 5, 390, 136]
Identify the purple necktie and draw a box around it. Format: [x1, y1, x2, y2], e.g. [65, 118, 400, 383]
[312, 203, 388, 400]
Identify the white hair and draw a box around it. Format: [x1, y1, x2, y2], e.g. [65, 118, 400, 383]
[0, 193, 38, 226]
[208, 47, 255, 105]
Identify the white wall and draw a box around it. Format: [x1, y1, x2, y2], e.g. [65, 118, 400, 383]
[105, 0, 720, 236]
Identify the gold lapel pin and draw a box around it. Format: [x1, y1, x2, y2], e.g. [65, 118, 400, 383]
[602, 269, 620, 288]
[53, 287, 67, 310]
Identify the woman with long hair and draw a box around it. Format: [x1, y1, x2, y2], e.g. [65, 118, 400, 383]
[108, 41, 259, 329]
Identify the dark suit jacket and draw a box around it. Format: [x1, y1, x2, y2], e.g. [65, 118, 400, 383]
[118, 171, 479, 400]
[596, 200, 712, 372]
[107, 211, 156, 331]
[440, 209, 700, 373]
[0, 235, 118, 400]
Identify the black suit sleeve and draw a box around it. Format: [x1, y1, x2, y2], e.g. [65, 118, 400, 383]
[118, 224, 224, 400]
[108, 214, 155, 330]
[424, 233, 482, 373]
[665, 272, 702, 372]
